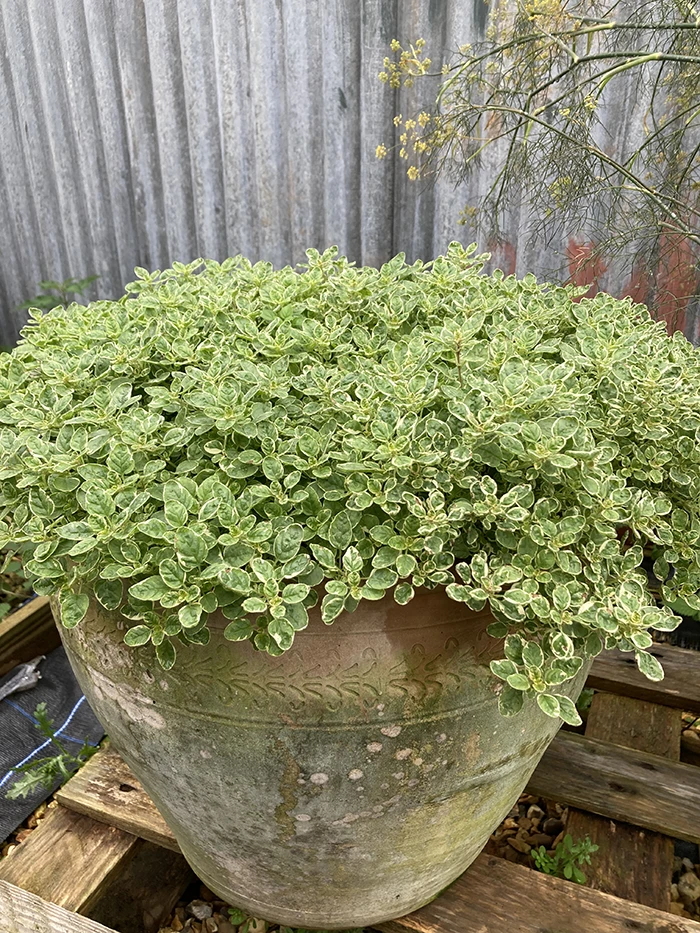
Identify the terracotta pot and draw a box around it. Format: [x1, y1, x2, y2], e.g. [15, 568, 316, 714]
[54, 588, 588, 928]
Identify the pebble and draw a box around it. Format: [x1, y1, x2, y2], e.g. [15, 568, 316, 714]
[171, 918, 184, 932]
[247, 920, 267, 933]
[528, 833, 553, 848]
[678, 872, 700, 906]
[213, 920, 236, 933]
[204, 919, 219, 933]
[507, 836, 531, 854]
[670, 902, 692, 918]
[527, 805, 545, 823]
[542, 817, 564, 837]
[188, 901, 214, 921]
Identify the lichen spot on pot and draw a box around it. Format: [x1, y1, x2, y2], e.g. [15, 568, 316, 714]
[380, 724, 401, 738]
[90, 669, 166, 730]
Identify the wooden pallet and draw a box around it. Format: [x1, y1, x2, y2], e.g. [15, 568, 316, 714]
[0, 596, 60, 679]
[2, 598, 700, 932]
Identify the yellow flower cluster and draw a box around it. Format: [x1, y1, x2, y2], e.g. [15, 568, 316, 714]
[375, 40, 438, 181]
[457, 205, 478, 226]
[378, 38, 431, 89]
[548, 175, 573, 209]
[395, 109, 435, 179]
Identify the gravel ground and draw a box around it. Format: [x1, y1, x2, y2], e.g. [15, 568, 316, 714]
[0, 797, 56, 860]
[482, 791, 567, 865]
[671, 856, 700, 919]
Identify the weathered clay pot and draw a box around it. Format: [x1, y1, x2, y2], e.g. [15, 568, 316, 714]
[54, 588, 588, 928]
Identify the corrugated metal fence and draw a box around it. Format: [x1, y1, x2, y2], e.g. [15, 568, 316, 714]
[0, 0, 695, 346]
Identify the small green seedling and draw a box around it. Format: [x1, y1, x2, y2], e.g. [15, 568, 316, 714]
[18, 274, 99, 311]
[6, 702, 98, 799]
[531, 833, 598, 884]
[575, 687, 595, 717]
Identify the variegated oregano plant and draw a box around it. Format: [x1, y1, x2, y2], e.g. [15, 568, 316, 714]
[0, 244, 692, 723]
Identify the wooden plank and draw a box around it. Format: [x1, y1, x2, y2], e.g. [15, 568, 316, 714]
[0, 802, 192, 933]
[0, 881, 118, 933]
[565, 693, 680, 910]
[0, 596, 60, 678]
[56, 744, 179, 852]
[590, 645, 700, 713]
[81, 840, 194, 933]
[0, 805, 138, 912]
[376, 853, 700, 933]
[526, 729, 700, 845]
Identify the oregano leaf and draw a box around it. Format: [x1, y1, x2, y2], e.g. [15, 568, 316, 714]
[59, 592, 90, 628]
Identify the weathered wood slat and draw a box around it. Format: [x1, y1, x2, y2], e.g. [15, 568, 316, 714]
[589, 645, 700, 713]
[0, 881, 118, 933]
[82, 840, 194, 933]
[0, 803, 192, 933]
[565, 693, 680, 910]
[0, 596, 60, 679]
[527, 730, 700, 845]
[56, 744, 178, 852]
[0, 805, 138, 912]
[376, 854, 700, 933]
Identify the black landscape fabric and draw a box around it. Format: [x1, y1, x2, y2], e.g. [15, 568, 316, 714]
[0, 646, 105, 840]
